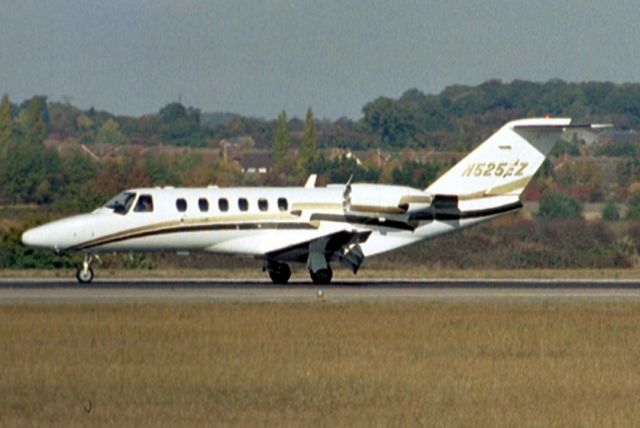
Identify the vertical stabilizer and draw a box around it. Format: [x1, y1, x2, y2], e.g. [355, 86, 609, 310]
[427, 118, 573, 199]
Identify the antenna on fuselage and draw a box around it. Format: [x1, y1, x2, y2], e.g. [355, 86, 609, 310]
[304, 174, 317, 188]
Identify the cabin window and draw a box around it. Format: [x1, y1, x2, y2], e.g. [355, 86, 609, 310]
[219, 198, 229, 212]
[198, 198, 209, 212]
[134, 194, 154, 212]
[176, 198, 187, 212]
[277, 197, 288, 212]
[105, 192, 136, 215]
[238, 198, 249, 212]
[258, 198, 268, 212]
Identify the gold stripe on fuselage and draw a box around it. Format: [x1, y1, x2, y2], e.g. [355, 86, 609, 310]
[398, 195, 432, 205]
[67, 212, 311, 252]
[292, 201, 409, 215]
[290, 202, 343, 212]
[455, 175, 532, 200]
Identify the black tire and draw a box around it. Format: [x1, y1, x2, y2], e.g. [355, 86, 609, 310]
[268, 263, 291, 284]
[76, 267, 94, 284]
[310, 268, 332, 285]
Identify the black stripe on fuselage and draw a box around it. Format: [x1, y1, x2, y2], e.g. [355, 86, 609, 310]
[310, 213, 416, 231]
[311, 201, 523, 228]
[408, 201, 523, 221]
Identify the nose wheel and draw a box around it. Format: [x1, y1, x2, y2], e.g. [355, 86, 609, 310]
[76, 267, 94, 283]
[76, 254, 95, 284]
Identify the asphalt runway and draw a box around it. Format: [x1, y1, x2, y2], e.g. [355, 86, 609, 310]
[0, 278, 639, 304]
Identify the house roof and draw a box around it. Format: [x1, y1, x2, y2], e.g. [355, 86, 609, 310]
[236, 151, 272, 169]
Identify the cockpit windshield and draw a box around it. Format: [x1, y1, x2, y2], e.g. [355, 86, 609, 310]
[104, 192, 137, 215]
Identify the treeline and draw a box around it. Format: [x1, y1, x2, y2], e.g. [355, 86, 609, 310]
[0, 144, 442, 211]
[3, 80, 640, 152]
[4, 80, 640, 211]
[4, 80, 640, 210]
[205, 79, 640, 151]
[0, 95, 445, 209]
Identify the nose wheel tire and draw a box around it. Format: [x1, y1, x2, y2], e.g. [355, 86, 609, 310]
[76, 267, 94, 284]
[267, 263, 291, 284]
[310, 268, 332, 285]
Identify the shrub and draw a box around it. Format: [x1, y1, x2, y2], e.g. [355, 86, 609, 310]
[602, 199, 620, 221]
[626, 190, 640, 220]
[537, 193, 583, 221]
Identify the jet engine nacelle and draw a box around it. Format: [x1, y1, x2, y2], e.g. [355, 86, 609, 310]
[341, 183, 432, 215]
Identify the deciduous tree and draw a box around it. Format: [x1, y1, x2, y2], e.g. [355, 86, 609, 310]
[272, 110, 290, 170]
[391, 160, 440, 189]
[96, 118, 125, 145]
[24, 97, 47, 145]
[537, 193, 583, 221]
[602, 199, 620, 221]
[626, 190, 640, 221]
[298, 108, 317, 177]
[0, 94, 12, 152]
[158, 102, 206, 147]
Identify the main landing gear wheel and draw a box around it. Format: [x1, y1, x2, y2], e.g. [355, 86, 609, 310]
[76, 266, 94, 283]
[310, 268, 332, 285]
[267, 262, 291, 284]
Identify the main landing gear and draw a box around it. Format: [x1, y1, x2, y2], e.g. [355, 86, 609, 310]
[76, 254, 95, 284]
[310, 267, 333, 285]
[264, 261, 334, 285]
[307, 248, 333, 285]
[265, 261, 291, 284]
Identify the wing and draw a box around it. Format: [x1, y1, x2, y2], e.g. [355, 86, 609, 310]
[266, 229, 372, 274]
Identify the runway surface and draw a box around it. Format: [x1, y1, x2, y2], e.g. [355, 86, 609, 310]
[1, 278, 639, 304]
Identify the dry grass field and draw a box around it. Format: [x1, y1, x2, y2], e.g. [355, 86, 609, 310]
[1, 302, 639, 427]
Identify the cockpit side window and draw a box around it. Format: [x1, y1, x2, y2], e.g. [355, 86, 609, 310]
[105, 192, 137, 215]
[134, 194, 154, 213]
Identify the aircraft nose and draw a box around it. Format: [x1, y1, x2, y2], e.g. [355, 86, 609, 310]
[22, 214, 100, 251]
[22, 226, 55, 250]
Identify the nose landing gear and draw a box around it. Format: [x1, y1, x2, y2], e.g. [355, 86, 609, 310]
[76, 254, 95, 284]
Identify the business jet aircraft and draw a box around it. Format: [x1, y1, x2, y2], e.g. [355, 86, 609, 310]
[22, 118, 606, 284]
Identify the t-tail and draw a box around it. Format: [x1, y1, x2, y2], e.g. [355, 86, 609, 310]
[425, 118, 609, 219]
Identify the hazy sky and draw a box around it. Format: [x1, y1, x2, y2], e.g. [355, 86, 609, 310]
[1, 0, 639, 119]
